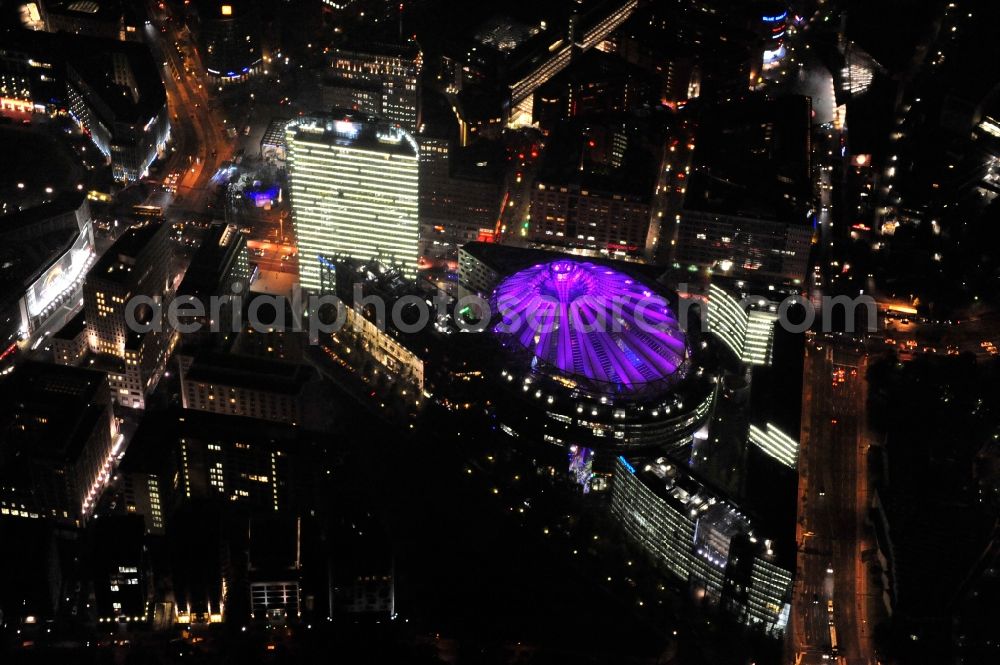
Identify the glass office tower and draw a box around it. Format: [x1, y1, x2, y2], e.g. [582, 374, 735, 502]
[287, 113, 420, 291]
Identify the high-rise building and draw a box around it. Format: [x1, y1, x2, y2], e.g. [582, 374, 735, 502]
[52, 311, 89, 366]
[529, 180, 653, 253]
[611, 456, 793, 633]
[705, 283, 779, 366]
[117, 470, 166, 536]
[673, 96, 813, 284]
[91, 515, 151, 623]
[179, 351, 312, 425]
[84, 221, 170, 355]
[417, 135, 504, 263]
[175, 222, 252, 346]
[191, 0, 262, 84]
[165, 410, 312, 513]
[286, 113, 419, 287]
[0, 30, 168, 181]
[249, 515, 302, 624]
[526, 119, 659, 257]
[322, 41, 422, 132]
[83, 220, 174, 408]
[43, 0, 143, 42]
[0, 362, 119, 524]
[64, 38, 170, 182]
[0, 189, 95, 359]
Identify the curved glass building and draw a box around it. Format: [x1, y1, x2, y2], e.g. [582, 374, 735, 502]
[492, 261, 687, 394]
[488, 259, 716, 467]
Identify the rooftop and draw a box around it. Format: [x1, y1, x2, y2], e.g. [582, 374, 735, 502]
[90, 220, 164, 285]
[8, 28, 166, 126]
[177, 223, 244, 300]
[329, 37, 422, 62]
[52, 310, 87, 341]
[45, 0, 121, 21]
[0, 361, 110, 464]
[0, 189, 87, 239]
[0, 126, 84, 217]
[534, 116, 660, 199]
[260, 117, 291, 149]
[622, 455, 792, 569]
[473, 15, 540, 52]
[184, 351, 313, 395]
[492, 260, 687, 392]
[286, 111, 418, 158]
[461, 241, 670, 290]
[684, 95, 812, 224]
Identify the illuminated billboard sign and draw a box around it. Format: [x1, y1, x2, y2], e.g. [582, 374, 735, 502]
[25, 231, 94, 320]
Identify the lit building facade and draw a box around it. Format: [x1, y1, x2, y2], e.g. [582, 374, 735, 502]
[417, 135, 504, 262]
[343, 303, 425, 394]
[192, 0, 262, 84]
[471, 247, 719, 482]
[249, 516, 302, 624]
[84, 221, 170, 357]
[1, 191, 95, 357]
[611, 456, 792, 633]
[747, 422, 798, 469]
[179, 352, 310, 425]
[0, 363, 120, 525]
[322, 42, 422, 132]
[175, 222, 253, 346]
[706, 283, 779, 366]
[529, 181, 652, 254]
[759, 5, 789, 68]
[675, 210, 813, 285]
[287, 113, 420, 287]
[118, 471, 165, 536]
[171, 422, 291, 513]
[0, 45, 33, 113]
[51, 312, 88, 366]
[102, 329, 178, 410]
[64, 42, 170, 182]
[457, 243, 503, 299]
[83, 221, 174, 408]
[92, 515, 150, 624]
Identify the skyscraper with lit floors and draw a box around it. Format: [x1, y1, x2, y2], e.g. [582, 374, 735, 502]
[286, 112, 420, 290]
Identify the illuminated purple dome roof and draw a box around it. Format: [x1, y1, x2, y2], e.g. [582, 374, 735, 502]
[492, 261, 687, 392]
